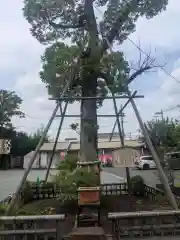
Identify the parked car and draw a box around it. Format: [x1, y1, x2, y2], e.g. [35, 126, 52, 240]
[135, 155, 156, 170]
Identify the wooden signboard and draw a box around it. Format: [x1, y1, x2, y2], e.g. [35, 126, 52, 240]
[78, 187, 100, 205]
[0, 139, 11, 154]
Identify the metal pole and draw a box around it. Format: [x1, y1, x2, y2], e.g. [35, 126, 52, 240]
[6, 103, 60, 214]
[109, 91, 137, 141]
[120, 107, 125, 139]
[44, 101, 68, 182]
[130, 97, 178, 209]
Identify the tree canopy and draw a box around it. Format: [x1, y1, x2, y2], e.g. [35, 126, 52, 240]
[143, 118, 180, 153]
[11, 128, 49, 157]
[23, 0, 169, 163]
[40, 42, 129, 100]
[23, 0, 169, 99]
[23, 0, 168, 46]
[0, 89, 24, 130]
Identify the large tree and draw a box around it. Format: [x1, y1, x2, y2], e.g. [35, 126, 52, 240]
[0, 90, 24, 134]
[23, 0, 168, 163]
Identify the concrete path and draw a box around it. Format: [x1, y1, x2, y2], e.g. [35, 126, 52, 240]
[0, 169, 125, 201]
[104, 167, 160, 187]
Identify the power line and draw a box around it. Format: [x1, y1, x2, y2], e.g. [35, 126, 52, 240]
[94, 5, 180, 85]
[163, 105, 180, 113]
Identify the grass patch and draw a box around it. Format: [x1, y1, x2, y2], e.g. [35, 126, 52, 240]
[17, 199, 60, 215]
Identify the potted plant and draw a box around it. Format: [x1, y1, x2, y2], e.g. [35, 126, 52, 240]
[78, 186, 100, 205]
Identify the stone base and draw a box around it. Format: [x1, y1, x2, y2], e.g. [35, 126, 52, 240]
[71, 227, 107, 240]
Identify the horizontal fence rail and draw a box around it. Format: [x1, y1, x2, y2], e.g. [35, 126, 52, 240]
[1, 183, 165, 205]
[0, 214, 66, 240]
[108, 210, 180, 239]
[144, 185, 164, 201]
[28, 183, 164, 200]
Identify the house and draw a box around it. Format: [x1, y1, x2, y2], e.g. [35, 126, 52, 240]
[34, 140, 143, 169]
[23, 131, 146, 169]
[112, 138, 150, 167]
[23, 151, 41, 169]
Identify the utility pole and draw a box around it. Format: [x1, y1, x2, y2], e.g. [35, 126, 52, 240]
[155, 109, 164, 121]
[120, 105, 125, 139]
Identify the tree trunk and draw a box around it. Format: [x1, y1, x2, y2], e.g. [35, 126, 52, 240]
[80, 76, 98, 162]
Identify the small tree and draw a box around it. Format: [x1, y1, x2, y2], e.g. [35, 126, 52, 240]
[0, 89, 24, 133]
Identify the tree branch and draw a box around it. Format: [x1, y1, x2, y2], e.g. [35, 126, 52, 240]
[101, 0, 141, 54]
[127, 66, 151, 85]
[49, 21, 84, 29]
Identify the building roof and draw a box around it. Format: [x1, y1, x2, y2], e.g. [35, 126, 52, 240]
[98, 132, 120, 139]
[24, 151, 35, 158]
[40, 140, 144, 152]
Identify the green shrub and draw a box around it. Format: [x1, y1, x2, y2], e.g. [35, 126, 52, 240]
[130, 175, 145, 196]
[21, 181, 34, 204]
[53, 168, 98, 202]
[0, 203, 7, 215]
[56, 154, 78, 172]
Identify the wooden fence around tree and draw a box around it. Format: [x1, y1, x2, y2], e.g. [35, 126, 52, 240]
[108, 210, 180, 239]
[0, 214, 66, 240]
[0, 183, 165, 206]
[0, 183, 177, 239]
[19, 183, 164, 203]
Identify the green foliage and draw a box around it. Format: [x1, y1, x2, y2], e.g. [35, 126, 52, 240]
[142, 118, 180, 152]
[0, 203, 7, 215]
[21, 181, 35, 204]
[10, 127, 49, 157]
[0, 89, 24, 130]
[130, 175, 145, 196]
[21, 180, 55, 204]
[40, 41, 129, 99]
[40, 42, 80, 99]
[23, 0, 168, 45]
[23, 0, 168, 99]
[172, 125, 180, 150]
[53, 167, 98, 202]
[56, 154, 78, 171]
[23, 0, 168, 162]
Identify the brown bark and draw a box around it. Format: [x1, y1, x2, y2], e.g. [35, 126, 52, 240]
[80, 75, 98, 162]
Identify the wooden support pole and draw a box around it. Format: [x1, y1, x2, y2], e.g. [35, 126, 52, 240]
[112, 95, 131, 194]
[6, 103, 60, 215]
[44, 101, 68, 182]
[6, 71, 74, 215]
[109, 91, 137, 141]
[50, 95, 144, 101]
[130, 97, 178, 209]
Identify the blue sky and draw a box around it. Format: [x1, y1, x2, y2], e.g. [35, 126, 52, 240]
[1, 0, 180, 140]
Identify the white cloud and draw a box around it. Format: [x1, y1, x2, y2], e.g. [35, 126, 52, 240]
[1, 0, 180, 140]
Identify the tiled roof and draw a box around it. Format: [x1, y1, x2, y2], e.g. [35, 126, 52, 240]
[40, 140, 144, 151]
